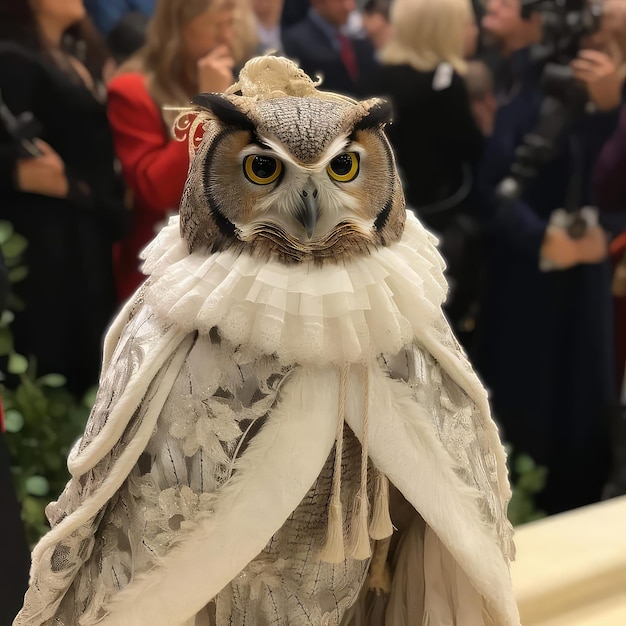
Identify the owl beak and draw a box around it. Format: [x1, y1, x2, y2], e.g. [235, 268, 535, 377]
[298, 181, 319, 240]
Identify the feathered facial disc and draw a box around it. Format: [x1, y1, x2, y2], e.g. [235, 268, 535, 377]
[179, 92, 406, 264]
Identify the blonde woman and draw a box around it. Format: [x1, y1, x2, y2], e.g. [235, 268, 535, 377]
[107, 0, 252, 301]
[375, 0, 483, 216]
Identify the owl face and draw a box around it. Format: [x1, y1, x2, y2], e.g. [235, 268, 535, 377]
[179, 92, 406, 264]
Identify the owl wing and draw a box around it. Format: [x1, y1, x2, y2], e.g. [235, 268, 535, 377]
[16, 296, 194, 625]
[403, 320, 514, 560]
[343, 329, 520, 626]
[17, 292, 343, 626]
[94, 362, 341, 626]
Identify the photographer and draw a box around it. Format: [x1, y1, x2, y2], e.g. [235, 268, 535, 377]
[474, 0, 620, 514]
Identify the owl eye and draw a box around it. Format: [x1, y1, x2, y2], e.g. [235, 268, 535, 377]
[243, 155, 283, 185]
[327, 152, 360, 182]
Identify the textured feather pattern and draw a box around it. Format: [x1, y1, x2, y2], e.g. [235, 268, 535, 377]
[141, 212, 447, 365]
[345, 362, 520, 626]
[212, 428, 370, 625]
[100, 365, 340, 625]
[21, 319, 196, 624]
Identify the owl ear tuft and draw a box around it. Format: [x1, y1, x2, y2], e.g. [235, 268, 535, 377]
[192, 93, 255, 131]
[353, 99, 393, 131]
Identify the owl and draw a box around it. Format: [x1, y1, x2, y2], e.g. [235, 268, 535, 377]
[15, 57, 520, 626]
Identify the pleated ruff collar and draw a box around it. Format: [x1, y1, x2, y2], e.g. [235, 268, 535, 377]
[140, 213, 448, 365]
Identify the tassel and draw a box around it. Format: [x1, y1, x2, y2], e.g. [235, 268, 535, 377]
[347, 491, 372, 560]
[319, 500, 345, 563]
[348, 363, 372, 560]
[369, 471, 393, 540]
[319, 365, 349, 563]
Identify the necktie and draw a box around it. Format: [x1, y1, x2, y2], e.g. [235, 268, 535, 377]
[338, 33, 359, 83]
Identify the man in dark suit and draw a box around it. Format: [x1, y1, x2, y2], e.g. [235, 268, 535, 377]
[282, 0, 378, 97]
[281, 0, 310, 28]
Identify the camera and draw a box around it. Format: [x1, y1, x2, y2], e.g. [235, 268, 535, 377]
[521, 0, 602, 103]
[496, 1, 604, 250]
[521, 0, 602, 60]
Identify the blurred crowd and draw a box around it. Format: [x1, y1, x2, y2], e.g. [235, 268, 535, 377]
[2, 0, 626, 620]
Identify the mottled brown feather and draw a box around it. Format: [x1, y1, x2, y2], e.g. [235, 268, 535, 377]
[179, 81, 406, 264]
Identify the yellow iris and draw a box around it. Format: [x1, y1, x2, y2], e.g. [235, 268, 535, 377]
[327, 152, 360, 182]
[243, 155, 283, 185]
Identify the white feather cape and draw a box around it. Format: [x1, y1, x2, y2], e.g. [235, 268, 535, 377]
[16, 213, 519, 626]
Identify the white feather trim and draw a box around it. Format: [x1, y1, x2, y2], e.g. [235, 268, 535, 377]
[101, 293, 142, 374]
[140, 213, 447, 365]
[100, 365, 340, 626]
[30, 334, 196, 577]
[416, 328, 514, 533]
[345, 364, 521, 626]
[68, 324, 188, 476]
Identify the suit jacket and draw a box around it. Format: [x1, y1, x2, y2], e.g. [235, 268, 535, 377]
[281, 0, 310, 29]
[282, 14, 378, 98]
[85, 0, 155, 35]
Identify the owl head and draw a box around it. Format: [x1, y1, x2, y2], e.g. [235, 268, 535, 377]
[179, 56, 406, 264]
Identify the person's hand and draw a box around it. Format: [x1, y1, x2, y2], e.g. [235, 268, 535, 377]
[197, 45, 235, 93]
[541, 224, 608, 269]
[576, 225, 609, 264]
[571, 49, 623, 111]
[540, 226, 581, 269]
[15, 140, 68, 198]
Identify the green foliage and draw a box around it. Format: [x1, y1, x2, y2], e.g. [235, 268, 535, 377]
[3, 373, 94, 545]
[0, 221, 94, 546]
[507, 449, 548, 526]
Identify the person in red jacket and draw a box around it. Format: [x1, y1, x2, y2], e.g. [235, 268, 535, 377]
[107, 0, 240, 302]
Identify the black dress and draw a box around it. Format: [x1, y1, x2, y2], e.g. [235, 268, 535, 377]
[372, 63, 483, 216]
[0, 42, 129, 395]
[372, 63, 485, 342]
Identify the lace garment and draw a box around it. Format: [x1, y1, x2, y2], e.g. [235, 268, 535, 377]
[15, 214, 517, 626]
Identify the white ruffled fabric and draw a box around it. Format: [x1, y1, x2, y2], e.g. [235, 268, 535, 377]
[141, 213, 448, 365]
